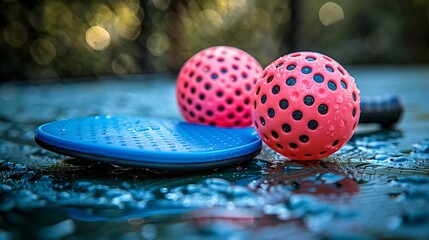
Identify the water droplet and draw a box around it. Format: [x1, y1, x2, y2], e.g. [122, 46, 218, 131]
[333, 104, 339, 109]
[291, 91, 300, 100]
[160, 187, 169, 193]
[283, 163, 304, 173]
[318, 88, 326, 97]
[339, 120, 345, 128]
[374, 154, 392, 161]
[336, 95, 344, 103]
[329, 125, 335, 131]
[318, 173, 345, 184]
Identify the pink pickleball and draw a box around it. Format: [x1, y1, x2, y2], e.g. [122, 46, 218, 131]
[251, 52, 361, 160]
[176, 46, 263, 127]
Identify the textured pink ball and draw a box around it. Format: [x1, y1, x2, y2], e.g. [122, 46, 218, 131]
[177, 46, 263, 127]
[251, 52, 361, 160]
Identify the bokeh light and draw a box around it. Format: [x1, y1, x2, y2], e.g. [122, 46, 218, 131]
[3, 21, 28, 48]
[319, 2, 344, 26]
[85, 26, 111, 51]
[0, 0, 428, 81]
[30, 39, 56, 65]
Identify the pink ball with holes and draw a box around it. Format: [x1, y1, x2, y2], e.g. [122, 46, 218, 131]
[252, 52, 360, 160]
[177, 46, 263, 127]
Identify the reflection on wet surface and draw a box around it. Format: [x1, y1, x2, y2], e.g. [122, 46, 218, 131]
[1, 68, 429, 239]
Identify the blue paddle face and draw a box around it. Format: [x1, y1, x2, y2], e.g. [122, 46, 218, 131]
[34, 116, 262, 170]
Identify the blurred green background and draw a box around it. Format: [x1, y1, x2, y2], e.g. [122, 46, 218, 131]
[0, 0, 428, 81]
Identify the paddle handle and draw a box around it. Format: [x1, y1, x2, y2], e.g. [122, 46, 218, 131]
[360, 95, 404, 127]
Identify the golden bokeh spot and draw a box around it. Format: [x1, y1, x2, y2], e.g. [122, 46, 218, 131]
[113, 0, 141, 16]
[146, 32, 170, 56]
[30, 39, 56, 65]
[152, 0, 171, 11]
[3, 21, 28, 48]
[85, 26, 111, 51]
[202, 9, 223, 28]
[114, 15, 142, 40]
[92, 3, 114, 26]
[319, 2, 344, 26]
[112, 53, 138, 75]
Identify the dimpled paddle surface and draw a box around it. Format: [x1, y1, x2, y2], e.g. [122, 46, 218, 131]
[35, 115, 262, 169]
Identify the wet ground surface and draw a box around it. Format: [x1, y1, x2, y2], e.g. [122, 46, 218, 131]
[1, 67, 429, 239]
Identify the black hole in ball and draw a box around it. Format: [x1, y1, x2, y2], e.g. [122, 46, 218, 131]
[276, 143, 283, 149]
[308, 120, 318, 130]
[279, 99, 289, 109]
[254, 121, 259, 129]
[244, 113, 249, 118]
[328, 81, 337, 91]
[299, 135, 309, 143]
[318, 104, 328, 115]
[267, 76, 274, 83]
[260, 116, 266, 126]
[304, 154, 312, 157]
[234, 121, 240, 126]
[276, 62, 284, 68]
[303, 95, 314, 106]
[352, 108, 356, 117]
[235, 90, 241, 96]
[302, 66, 312, 74]
[196, 76, 202, 82]
[237, 106, 243, 112]
[205, 83, 211, 90]
[244, 98, 250, 105]
[199, 94, 205, 100]
[286, 77, 296, 86]
[218, 105, 224, 111]
[207, 110, 213, 116]
[352, 92, 357, 102]
[199, 117, 205, 122]
[287, 64, 296, 70]
[289, 143, 298, 149]
[292, 110, 303, 120]
[261, 95, 267, 104]
[256, 87, 261, 95]
[313, 74, 324, 83]
[227, 98, 233, 104]
[211, 73, 218, 80]
[272, 85, 280, 94]
[326, 65, 334, 72]
[271, 131, 279, 138]
[332, 140, 339, 146]
[221, 68, 227, 74]
[245, 84, 251, 91]
[196, 104, 202, 111]
[263, 134, 268, 140]
[253, 101, 257, 109]
[228, 114, 234, 119]
[187, 98, 192, 104]
[282, 123, 291, 133]
[189, 111, 195, 117]
[217, 91, 223, 97]
[320, 151, 327, 154]
[268, 108, 275, 118]
[341, 80, 347, 89]
[191, 87, 196, 94]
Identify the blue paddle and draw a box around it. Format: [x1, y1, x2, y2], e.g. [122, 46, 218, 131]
[34, 115, 262, 170]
